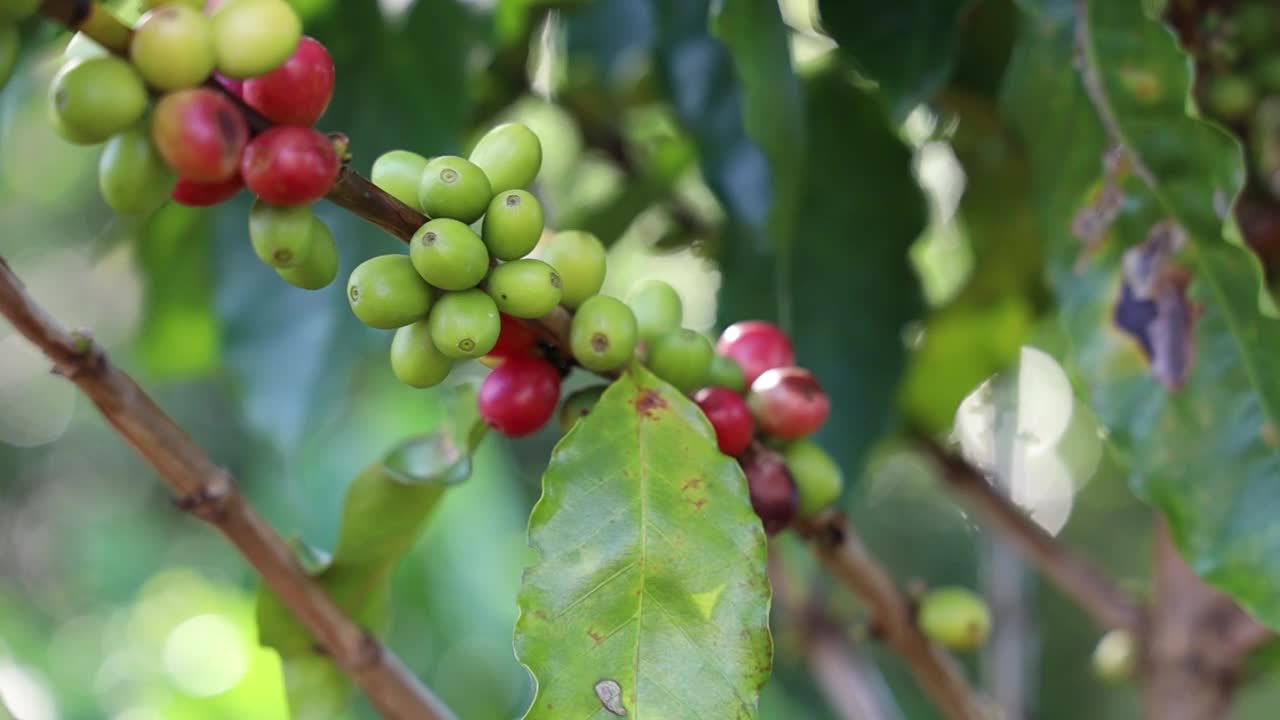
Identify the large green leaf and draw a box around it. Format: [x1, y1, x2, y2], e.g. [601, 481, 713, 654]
[515, 366, 772, 719]
[1004, 0, 1280, 625]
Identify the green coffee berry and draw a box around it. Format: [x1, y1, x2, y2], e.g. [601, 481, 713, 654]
[49, 57, 148, 144]
[707, 353, 746, 394]
[918, 587, 991, 652]
[418, 155, 492, 224]
[428, 289, 501, 359]
[481, 189, 543, 260]
[468, 122, 542, 193]
[277, 218, 339, 290]
[249, 200, 319, 268]
[570, 295, 638, 373]
[347, 254, 434, 329]
[390, 319, 454, 388]
[559, 385, 607, 433]
[50, 110, 99, 145]
[646, 329, 713, 394]
[783, 440, 844, 516]
[0, 0, 39, 21]
[627, 279, 682, 342]
[211, 0, 301, 79]
[0, 24, 17, 91]
[485, 259, 562, 319]
[98, 127, 177, 215]
[1091, 630, 1136, 685]
[372, 150, 428, 211]
[131, 5, 216, 91]
[410, 217, 490, 291]
[535, 230, 606, 308]
[1204, 74, 1256, 122]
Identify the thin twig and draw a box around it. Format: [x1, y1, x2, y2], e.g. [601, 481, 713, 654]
[0, 258, 456, 720]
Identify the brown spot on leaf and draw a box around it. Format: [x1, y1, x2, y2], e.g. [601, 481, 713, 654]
[532, 609, 549, 621]
[634, 388, 666, 418]
[1113, 221, 1197, 390]
[681, 476, 704, 492]
[690, 498, 707, 511]
[587, 628, 605, 645]
[594, 679, 627, 716]
[1264, 423, 1278, 449]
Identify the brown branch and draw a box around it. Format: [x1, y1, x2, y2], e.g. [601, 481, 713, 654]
[795, 512, 987, 720]
[0, 258, 457, 720]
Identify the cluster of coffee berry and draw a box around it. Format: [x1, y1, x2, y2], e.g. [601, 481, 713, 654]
[40, 0, 343, 290]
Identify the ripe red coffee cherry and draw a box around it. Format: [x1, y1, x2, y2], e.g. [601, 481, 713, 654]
[243, 36, 335, 126]
[748, 367, 830, 439]
[477, 356, 561, 437]
[172, 174, 244, 206]
[716, 320, 795, 387]
[693, 386, 753, 457]
[151, 88, 248, 182]
[738, 444, 798, 535]
[487, 312, 540, 359]
[241, 126, 339, 205]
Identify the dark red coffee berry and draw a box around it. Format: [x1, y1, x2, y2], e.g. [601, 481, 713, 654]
[477, 356, 561, 437]
[715, 320, 795, 387]
[242, 36, 334, 126]
[151, 87, 248, 182]
[694, 386, 754, 457]
[241, 126, 339, 205]
[747, 366, 830, 439]
[488, 313, 540, 359]
[738, 443, 798, 535]
[172, 174, 244, 206]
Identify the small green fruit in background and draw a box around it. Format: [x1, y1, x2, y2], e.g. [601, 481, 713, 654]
[98, 127, 177, 215]
[1091, 629, 1136, 684]
[469, 122, 542, 193]
[646, 329, 713, 394]
[347, 254, 434, 329]
[418, 155, 492, 224]
[486, 259, 562, 319]
[428, 289, 500, 359]
[0, 0, 40, 21]
[249, 201, 316, 268]
[390, 320, 454, 388]
[918, 587, 991, 652]
[784, 440, 844, 516]
[372, 150, 429, 211]
[559, 385, 608, 433]
[707, 353, 746, 394]
[570, 295, 638, 373]
[627, 279, 683, 343]
[482, 189, 543, 260]
[535, 230, 606, 308]
[210, 0, 301, 79]
[410, 218, 490, 291]
[131, 5, 216, 91]
[276, 218, 338, 290]
[1204, 74, 1256, 123]
[0, 24, 18, 91]
[49, 57, 148, 144]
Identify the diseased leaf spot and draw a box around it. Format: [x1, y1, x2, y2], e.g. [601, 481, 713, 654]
[690, 498, 707, 511]
[1113, 222, 1197, 389]
[634, 388, 666, 418]
[594, 679, 627, 716]
[587, 627, 605, 645]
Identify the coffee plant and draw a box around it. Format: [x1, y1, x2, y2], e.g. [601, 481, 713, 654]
[3, 0, 1280, 719]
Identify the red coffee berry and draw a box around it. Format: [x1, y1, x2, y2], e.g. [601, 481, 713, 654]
[241, 126, 339, 205]
[738, 444, 798, 535]
[243, 36, 334, 126]
[477, 356, 561, 437]
[715, 320, 795, 387]
[172, 174, 244, 206]
[488, 313, 540, 359]
[747, 366, 830, 439]
[151, 87, 248, 182]
[693, 386, 754, 457]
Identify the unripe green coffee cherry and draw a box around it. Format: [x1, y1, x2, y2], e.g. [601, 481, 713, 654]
[131, 5, 216, 91]
[570, 295, 638, 372]
[98, 127, 177, 215]
[49, 57, 148, 144]
[418, 155, 492, 224]
[372, 150, 428, 211]
[784, 440, 844, 516]
[1091, 630, 1136, 685]
[390, 319, 454, 388]
[428, 289, 500, 359]
[1204, 74, 1256, 122]
[646, 329, 713, 394]
[559, 385, 607, 433]
[347, 254, 434, 329]
[410, 218, 490, 291]
[249, 200, 316, 268]
[707, 353, 746, 394]
[468, 122, 542, 193]
[0, 0, 39, 21]
[482, 189, 543, 260]
[535, 230, 606, 308]
[627, 279, 682, 342]
[210, 0, 301, 79]
[0, 24, 17, 91]
[276, 218, 338, 290]
[918, 587, 991, 652]
[486, 259, 562, 319]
